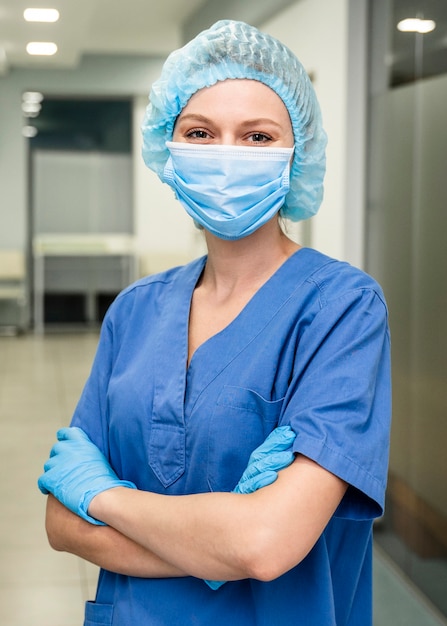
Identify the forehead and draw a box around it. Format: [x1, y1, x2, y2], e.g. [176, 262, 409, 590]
[179, 79, 290, 120]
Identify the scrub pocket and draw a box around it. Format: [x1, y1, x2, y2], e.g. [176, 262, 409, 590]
[207, 385, 284, 492]
[84, 601, 113, 626]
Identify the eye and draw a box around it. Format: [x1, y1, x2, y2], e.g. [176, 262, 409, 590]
[185, 128, 212, 141]
[247, 132, 272, 144]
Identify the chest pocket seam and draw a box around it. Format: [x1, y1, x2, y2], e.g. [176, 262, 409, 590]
[216, 385, 285, 421]
[207, 386, 285, 492]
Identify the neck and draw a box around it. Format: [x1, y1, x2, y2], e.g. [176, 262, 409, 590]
[201, 218, 300, 296]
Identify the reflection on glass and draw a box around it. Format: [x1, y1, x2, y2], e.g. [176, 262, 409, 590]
[367, 0, 447, 618]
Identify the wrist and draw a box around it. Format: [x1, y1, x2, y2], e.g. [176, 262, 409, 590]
[88, 486, 130, 524]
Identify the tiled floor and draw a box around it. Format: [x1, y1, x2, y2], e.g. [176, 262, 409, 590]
[0, 331, 446, 625]
[0, 331, 99, 626]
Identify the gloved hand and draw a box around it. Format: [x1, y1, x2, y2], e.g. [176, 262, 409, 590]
[38, 427, 136, 525]
[233, 425, 296, 494]
[205, 425, 296, 590]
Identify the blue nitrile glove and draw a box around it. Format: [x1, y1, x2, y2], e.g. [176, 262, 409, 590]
[205, 425, 296, 590]
[233, 425, 296, 494]
[38, 427, 136, 525]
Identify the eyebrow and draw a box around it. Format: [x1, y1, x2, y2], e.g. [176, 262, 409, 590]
[239, 118, 284, 129]
[176, 114, 211, 124]
[176, 113, 284, 129]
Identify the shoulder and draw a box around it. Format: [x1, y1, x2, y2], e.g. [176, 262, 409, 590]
[101, 256, 206, 327]
[115, 256, 204, 302]
[299, 248, 387, 312]
[120, 256, 206, 297]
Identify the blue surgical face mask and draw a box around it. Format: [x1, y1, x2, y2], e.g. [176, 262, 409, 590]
[163, 142, 294, 240]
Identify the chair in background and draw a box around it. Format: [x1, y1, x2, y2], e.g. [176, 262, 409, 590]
[0, 249, 27, 334]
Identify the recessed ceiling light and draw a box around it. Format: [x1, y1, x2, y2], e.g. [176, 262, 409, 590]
[397, 18, 436, 34]
[24, 8, 60, 23]
[26, 42, 58, 56]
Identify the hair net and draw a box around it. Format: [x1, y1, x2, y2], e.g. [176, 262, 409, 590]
[141, 19, 327, 221]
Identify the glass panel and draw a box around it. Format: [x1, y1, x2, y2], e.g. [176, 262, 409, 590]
[367, 0, 447, 618]
[28, 98, 132, 152]
[26, 98, 133, 327]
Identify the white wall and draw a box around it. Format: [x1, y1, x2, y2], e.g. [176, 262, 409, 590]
[262, 0, 367, 265]
[0, 82, 28, 249]
[262, 0, 348, 260]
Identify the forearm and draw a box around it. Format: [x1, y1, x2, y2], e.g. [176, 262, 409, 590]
[90, 488, 255, 581]
[45, 495, 187, 579]
[89, 458, 347, 583]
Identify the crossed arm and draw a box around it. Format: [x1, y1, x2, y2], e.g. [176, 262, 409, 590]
[44, 452, 347, 583]
[45, 495, 187, 578]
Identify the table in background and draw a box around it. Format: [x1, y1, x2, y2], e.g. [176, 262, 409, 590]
[33, 234, 138, 334]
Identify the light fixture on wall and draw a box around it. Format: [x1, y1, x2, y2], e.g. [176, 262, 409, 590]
[397, 18, 436, 34]
[22, 91, 44, 118]
[22, 102, 42, 117]
[23, 125, 38, 138]
[23, 91, 44, 103]
[23, 8, 60, 23]
[26, 41, 58, 56]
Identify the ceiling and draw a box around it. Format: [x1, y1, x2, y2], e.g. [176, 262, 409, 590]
[391, 0, 447, 84]
[1, 0, 446, 83]
[0, 0, 297, 75]
[0, 0, 207, 73]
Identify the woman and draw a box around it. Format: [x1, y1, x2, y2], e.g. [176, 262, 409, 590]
[38, 20, 391, 626]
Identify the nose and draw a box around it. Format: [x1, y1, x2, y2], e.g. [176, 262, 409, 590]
[218, 132, 238, 145]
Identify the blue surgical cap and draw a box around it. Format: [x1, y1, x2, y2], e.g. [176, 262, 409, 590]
[141, 19, 327, 221]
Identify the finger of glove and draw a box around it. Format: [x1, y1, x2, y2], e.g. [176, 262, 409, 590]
[50, 437, 106, 465]
[48, 438, 75, 459]
[247, 426, 295, 464]
[43, 455, 58, 472]
[43, 455, 117, 486]
[239, 450, 295, 483]
[37, 466, 61, 495]
[37, 466, 106, 524]
[57, 426, 91, 443]
[37, 474, 50, 494]
[49, 437, 82, 459]
[48, 439, 86, 460]
[234, 470, 278, 494]
[38, 461, 119, 517]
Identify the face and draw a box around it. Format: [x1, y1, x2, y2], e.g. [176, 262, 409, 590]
[173, 79, 294, 149]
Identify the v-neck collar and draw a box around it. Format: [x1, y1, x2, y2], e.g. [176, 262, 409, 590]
[147, 256, 205, 487]
[148, 248, 326, 487]
[185, 248, 315, 406]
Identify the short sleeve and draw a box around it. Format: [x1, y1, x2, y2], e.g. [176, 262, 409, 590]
[70, 315, 114, 456]
[283, 286, 391, 520]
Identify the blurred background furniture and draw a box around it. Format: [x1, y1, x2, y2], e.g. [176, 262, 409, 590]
[0, 249, 27, 335]
[33, 234, 137, 334]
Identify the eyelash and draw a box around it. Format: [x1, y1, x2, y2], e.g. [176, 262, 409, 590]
[185, 129, 210, 140]
[184, 129, 273, 143]
[247, 133, 272, 143]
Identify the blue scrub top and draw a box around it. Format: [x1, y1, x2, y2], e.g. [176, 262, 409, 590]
[72, 248, 391, 626]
